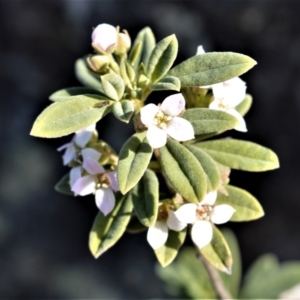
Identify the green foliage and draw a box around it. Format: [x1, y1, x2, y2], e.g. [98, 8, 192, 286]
[117, 132, 153, 194]
[112, 100, 135, 123]
[54, 173, 73, 196]
[89, 192, 133, 258]
[167, 52, 257, 86]
[199, 226, 232, 273]
[30, 95, 114, 138]
[150, 76, 181, 91]
[155, 229, 187, 268]
[185, 145, 221, 192]
[101, 72, 125, 101]
[147, 34, 178, 83]
[217, 185, 264, 221]
[126, 216, 147, 234]
[159, 138, 207, 203]
[235, 94, 253, 117]
[49, 87, 105, 101]
[182, 108, 239, 135]
[131, 169, 159, 227]
[197, 138, 280, 171]
[120, 60, 135, 85]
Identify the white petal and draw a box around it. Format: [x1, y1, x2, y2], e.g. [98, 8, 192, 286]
[69, 166, 82, 188]
[196, 45, 205, 55]
[147, 221, 168, 250]
[167, 210, 187, 231]
[92, 23, 117, 52]
[160, 93, 186, 116]
[210, 204, 235, 224]
[209, 98, 223, 111]
[226, 108, 247, 132]
[199, 191, 217, 206]
[166, 117, 195, 142]
[106, 171, 119, 191]
[212, 83, 225, 99]
[223, 82, 246, 108]
[62, 144, 77, 165]
[140, 104, 159, 127]
[146, 125, 167, 148]
[74, 124, 95, 148]
[174, 203, 197, 224]
[191, 220, 213, 249]
[81, 148, 101, 161]
[57, 142, 71, 152]
[279, 284, 300, 300]
[71, 175, 96, 196]
[82, 157, 105, 175]
[95, 188, 115, 216]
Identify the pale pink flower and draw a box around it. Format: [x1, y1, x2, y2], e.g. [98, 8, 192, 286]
[91, 23, 118, 53]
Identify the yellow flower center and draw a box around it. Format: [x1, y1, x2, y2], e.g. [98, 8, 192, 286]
[196, 205, 212, 221]
[153, 110, 172, 130]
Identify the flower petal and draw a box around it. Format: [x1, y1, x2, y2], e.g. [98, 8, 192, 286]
[196, 45, 205, 55]
[279, 283, 300, 300]
[174, 203, 197, 224]
[160, 93, 186, 116]
[210, 204, 235, 224]
[211, 83, 225, 100]
[81, 148, 101, 161]
[57, 142, 71, 152]
[146, 125, 167, 148]
[226, 108, 247, 132]
[199, 191, 217, 206]
[61, 143, 77, 166]
[166, 117, 195, 142]
[69, 166, 82, 188]
[92, 23, 118, 53]
[140, 103, 159, 127]
[82, 157, 105, 175]
[106, 171, 119, 191]
[95, 188, 115, 216]
[191, 220, 213, 249]
[167, 210, 187, 231]
[147, 221, 168, 250]
[71, 175, 96, 196]
[74, 124, 96, 148]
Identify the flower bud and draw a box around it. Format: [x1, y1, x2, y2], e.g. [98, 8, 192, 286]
[91, 23, 118, 54]
[87, 55, 109, 73]
[114, 30, 131, 55]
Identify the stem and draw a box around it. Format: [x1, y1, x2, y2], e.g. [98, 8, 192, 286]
[199, 254, 232, 300]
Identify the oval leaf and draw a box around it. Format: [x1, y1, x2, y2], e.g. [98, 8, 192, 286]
[235, 94, 253, 117]
[197, 138, 280, 171]
[131, 169, 159, 227]
[150, 76, 181, 91]
[199, 226, 232, 273]
[30, 95, 113, 138]
[155, 229, 187, 268]
[167, 52, 257, 87]
[112, 100, 135, 123]
[89, 192, 133, 258]
[147, 34, 178, 83]
[117, 132, 153, 194]
[217, 185, 264, 221]
[54, 173, 73, 196]
[101, 73, 125, 101]
[185, 145, 221, 192]
[159, 138, 207, 203]
[49, 87, 105, 101]
[182, 108, 239, 135]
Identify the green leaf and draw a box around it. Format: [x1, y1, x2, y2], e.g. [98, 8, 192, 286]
[131, 169, 159, 227]
[185, 145, 221, 191]
[101, 73, 125, 101]
[217, 185, 264, 221]
[120, 60, 135, 85]
[197, 138, 280, 171]
[117, 132, 153, 194]
[182, 108, 239, 135]
[30, 95, 113, 138]
[199, 226, 232, 273]
[112, 100, 135, 123]
[49, 87, 105, 101]
[75, 58, 104, 91]
[167, 52, 257, 87]
[159, 138, 207, 203]
[129, 27, 156, 70]
[126, 216, 147, 233]
[150, 76, 181, 91]
[240, 254, 300, 299]
[147, 34, 178, 83]
[155, 229, 187, 268]
[235, 94, 253, 117]
[89, 192, 133, 258]
[54, 173, 73, 196]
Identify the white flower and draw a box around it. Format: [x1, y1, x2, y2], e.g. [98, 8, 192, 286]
[91, 23, 118, 54]
[196, 46, 247, 132]
[174, 191, 235, 249]
[147, 209, 186, 250]
[57, 124, 96, 165]
[279, 284, 300, 299]
[140, 93, 195, 148]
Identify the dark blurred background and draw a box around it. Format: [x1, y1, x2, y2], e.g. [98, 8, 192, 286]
[1, 0, 300, 298]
